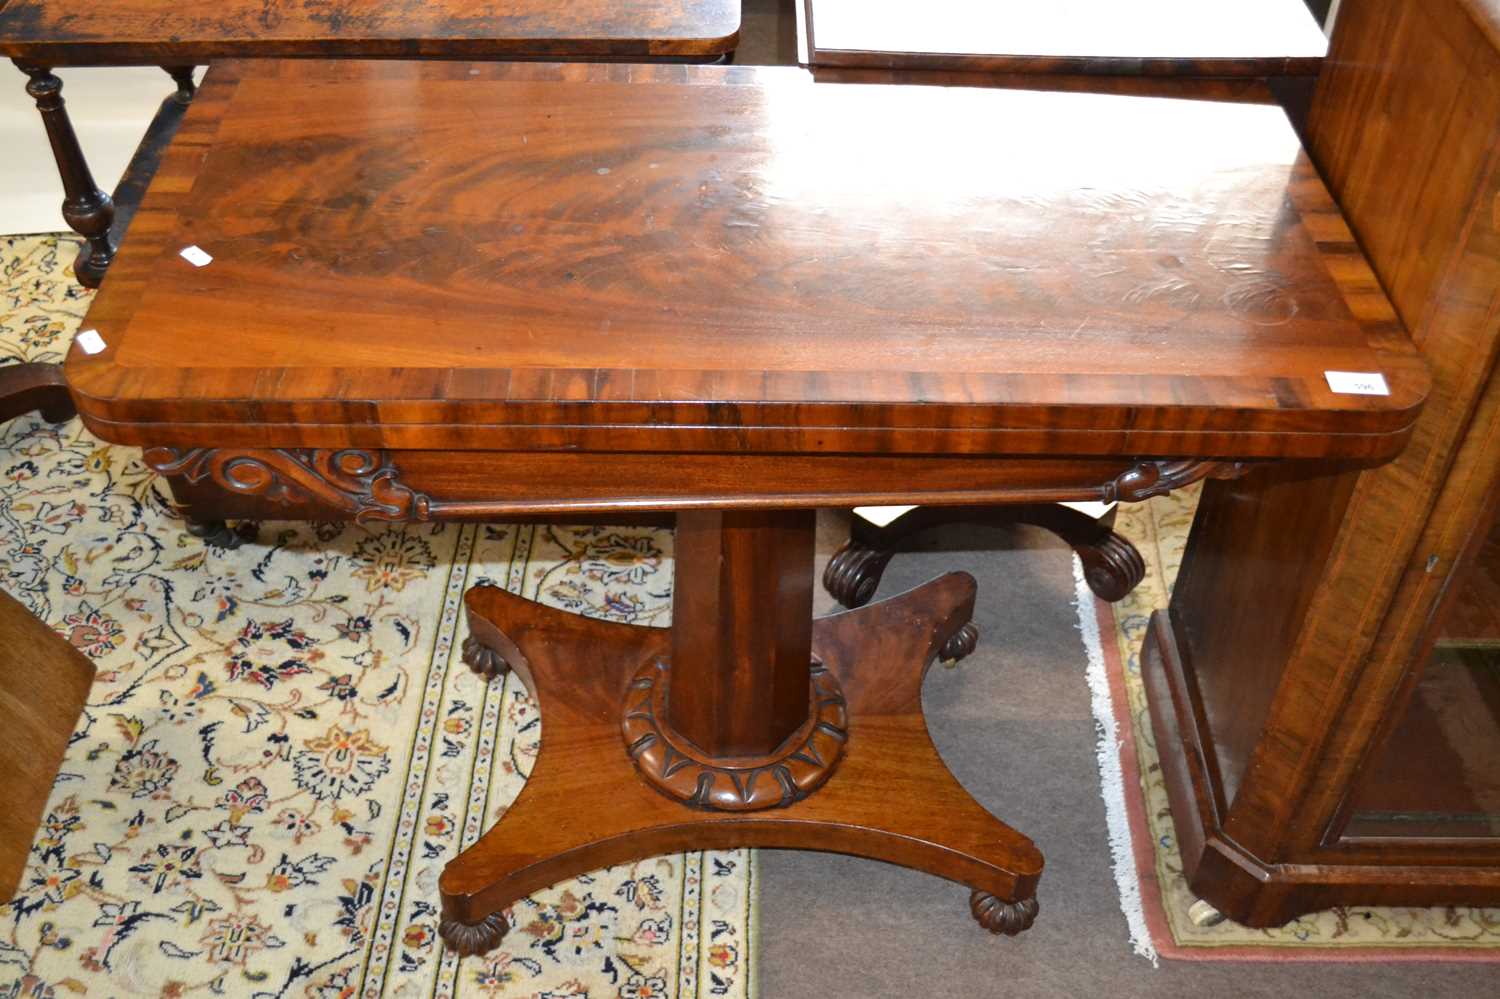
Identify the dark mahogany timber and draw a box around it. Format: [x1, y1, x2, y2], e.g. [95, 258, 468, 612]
[0, 362, 76, 425]
[440, 572, 1042, 952]
[0, 1, 741, 63]
[799, 0, 1327, 78]
[1141, 0, 1500, 925]
[0, 1, 739, 289]
[624, 511, 846, 811]
[60, 60, 1427, 951]
[67, 62, 1423, 461]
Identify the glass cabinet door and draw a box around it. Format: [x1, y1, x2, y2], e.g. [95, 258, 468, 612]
[1343, 496, 1500, 840]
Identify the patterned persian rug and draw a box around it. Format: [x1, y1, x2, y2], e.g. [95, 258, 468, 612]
[1102, 488, 1500, 959]
[0, 234, 755, 998]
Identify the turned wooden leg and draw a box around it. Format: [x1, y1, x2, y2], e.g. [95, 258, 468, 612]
[14, 62, 115, 288]
[439, 517, 1043, 957]
[0, 362, 74, 424]
[162, 65, 196, 105]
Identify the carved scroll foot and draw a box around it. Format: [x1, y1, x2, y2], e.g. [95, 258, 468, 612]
[970, 889, 1040, 936]
[0, 362, 75, 424]
[186, 518, 255, 549]
[1074, 530, 1147, 602]
[822, 541, 893, 608]
[940, 622, 980, 663]
[826, 503, 1150, 611]
[461, 634, 510, 681]
[440, 574, 1043, 947]
[438, 911, 509, 957]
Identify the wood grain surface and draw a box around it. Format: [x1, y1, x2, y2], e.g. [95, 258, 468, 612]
[0, 589, 97, 901]
[67, 60, 1424, 461]
[1140, 0, 1500, 925]
[0, 0, 740, 62]
[801, 0, 1327, 76]
[442, 573, 1042, 928]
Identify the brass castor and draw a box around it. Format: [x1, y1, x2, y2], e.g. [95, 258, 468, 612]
[438, 911, 509, 956]
[970, 889, 1040, 936]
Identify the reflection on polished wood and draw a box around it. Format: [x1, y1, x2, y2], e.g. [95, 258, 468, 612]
[0, 0, 740, 62]
[63, 59, 1425, 952]
[802, 0, 1327, 76]
[69, 62, 1422, 461]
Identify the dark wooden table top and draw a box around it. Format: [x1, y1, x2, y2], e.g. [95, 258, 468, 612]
[67, 61, 1423, 462]
[0, 0, 740, 63]
[800, 0, 1328, 76]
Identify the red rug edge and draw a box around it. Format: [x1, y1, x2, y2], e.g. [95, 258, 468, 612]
[1093, 596, 1500, 964]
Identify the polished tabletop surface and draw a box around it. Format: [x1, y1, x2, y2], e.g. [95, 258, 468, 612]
[68, 61, 1422, 460]
[0, 0, 740, 62]
[802, 0, 1328, 75]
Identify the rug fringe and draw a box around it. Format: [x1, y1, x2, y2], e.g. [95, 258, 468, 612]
[1072, 556, 1159, 966]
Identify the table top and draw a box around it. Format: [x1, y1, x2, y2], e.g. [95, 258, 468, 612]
[67, 61, 1424, 462]
[801, 0, 1328, 76]
[0, 0, 739, 63]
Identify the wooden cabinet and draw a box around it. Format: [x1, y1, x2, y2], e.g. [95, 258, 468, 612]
[1143, 0, 1500, 925]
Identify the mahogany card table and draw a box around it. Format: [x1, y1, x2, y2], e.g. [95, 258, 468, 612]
[64, 60, 1424, 954]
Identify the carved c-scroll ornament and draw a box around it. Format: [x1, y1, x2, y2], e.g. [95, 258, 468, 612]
[143, 447, 431, 525]
[1103, 459, 1249, 504]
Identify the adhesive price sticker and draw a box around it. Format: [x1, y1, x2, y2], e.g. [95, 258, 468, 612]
[1324, 371, 1390, 396]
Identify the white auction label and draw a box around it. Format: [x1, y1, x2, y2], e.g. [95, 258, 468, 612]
[1324, 371, 1390, 396]
[179, 245, 213, 267]
[75, 329, 106, 355]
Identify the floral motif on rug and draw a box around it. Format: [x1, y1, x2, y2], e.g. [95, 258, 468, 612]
[0, 234, 755, 997]
[1109, 487, 1500, 953]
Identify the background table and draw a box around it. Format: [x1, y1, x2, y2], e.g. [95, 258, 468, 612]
[66, 59, 1422, 952]
[799, 0, 1327, 77]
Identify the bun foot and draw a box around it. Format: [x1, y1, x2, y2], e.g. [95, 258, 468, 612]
[940, 622, 980, 663]
[822, 541, 893, 608]
[1077, 530, 1146, 602]
[970, 889, 1039, 936]
[186, 518, 256, 549]
[438, 911, 509, 956]
[462, 634, 510, 680]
